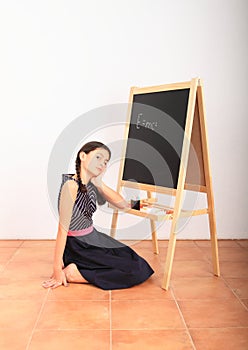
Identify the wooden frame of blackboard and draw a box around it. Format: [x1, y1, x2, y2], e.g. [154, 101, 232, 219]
[110, 78, 220, 290]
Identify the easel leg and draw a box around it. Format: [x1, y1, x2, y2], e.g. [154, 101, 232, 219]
[207, 192, 220, 276]
[150, 219, 159, 255]
[110, 209, 119, 238]
[198, 82, 220, 277]
[162, 78, 199, 290]
[162, 224, 177, 290]
[147, 191, 159, 254]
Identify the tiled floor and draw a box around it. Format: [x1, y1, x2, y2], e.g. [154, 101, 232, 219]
[0, 239, 248, 349]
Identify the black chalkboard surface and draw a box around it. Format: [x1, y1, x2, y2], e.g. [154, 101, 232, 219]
[122, 88, 190, 189]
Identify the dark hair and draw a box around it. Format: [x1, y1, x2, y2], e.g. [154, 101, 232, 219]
[75, 141, 111, 193]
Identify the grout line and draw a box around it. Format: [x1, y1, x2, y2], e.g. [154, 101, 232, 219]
[25, 328, 112, 331]
[236, 241, 248, 251]
[109, 291, 112, 350]
[221, 275, 248, 312]
[188, 326, 248, 330]
[19, 241, 25, 247]
[25, 288, 50, 350]
[0, 244, 25, 272]
[170, 287, 197, 350]
[172, 297, 240, 302]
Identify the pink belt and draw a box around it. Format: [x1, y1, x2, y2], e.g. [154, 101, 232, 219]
[67, 226, 93, 237]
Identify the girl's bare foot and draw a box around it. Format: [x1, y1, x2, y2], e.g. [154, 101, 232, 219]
[63, 263, 89, 283]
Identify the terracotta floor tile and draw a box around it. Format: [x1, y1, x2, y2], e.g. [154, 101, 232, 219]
[237, 240, 248, 248]
[132, 239, 160, 250]
[0, 247, 18, 262]
[171, 260, 213, 279]
[171, 277, 234, 300]
[112, 330, 194, 350]
[158, 246, 206, 264]
[242, 299, 248, 309]
[21, 240, 56, 247]
[0, 240, 23, 247]
[2, 260, 51, 280]
[220, 247, 248, 261]
[128, 240, 169, 252]
[112, 300, 184, 329]
[11, 246, 54, 263]
[194, 247, 215, 262]
[157, 247, 168, 263]
[176, 240, 197, 247]
[131, 245, 158, 255]
[194, 240, 212, 247]
[218, 240, 241, 247]
[132, 250, 162, 271]
[225, 278, 248, 298]
[29, 330, 110, 350]
[190, 327, 248, 350]
[48, 282, 109, 301]
[0, 278, 47, 300]
[158, 240, 169, 248]
[178, 299, 248, 328]
[0, 300, 42, 330]
[198, 247, 248, 262]
[111, 273, 173, 300]
[0, 329, 30, 350]
[121, 240, 162, 251]
[157, 244, 204, 264]
[196, 240, 241, 248]
[37, 300, 110, 330]
[173, 246, 205, 261]
[220, 261, 248, 278]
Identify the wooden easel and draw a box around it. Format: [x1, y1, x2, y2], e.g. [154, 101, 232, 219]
[110, 78, 220, 290]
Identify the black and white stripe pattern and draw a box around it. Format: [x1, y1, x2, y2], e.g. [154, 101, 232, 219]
[58, 174, 97, 231]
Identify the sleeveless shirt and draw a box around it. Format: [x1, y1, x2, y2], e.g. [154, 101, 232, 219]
[58, 174, 100, 231]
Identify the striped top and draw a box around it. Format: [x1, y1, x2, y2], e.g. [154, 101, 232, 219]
[58, 174, 101, 231]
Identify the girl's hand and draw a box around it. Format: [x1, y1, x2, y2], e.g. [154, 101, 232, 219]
[42, 269, 68, 289]
[91, 171, 105, 189]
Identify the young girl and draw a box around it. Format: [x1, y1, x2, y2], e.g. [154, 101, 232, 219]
[42, 141, 154, 290]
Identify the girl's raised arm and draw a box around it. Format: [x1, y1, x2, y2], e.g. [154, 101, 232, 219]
[91, 177, 128, 210]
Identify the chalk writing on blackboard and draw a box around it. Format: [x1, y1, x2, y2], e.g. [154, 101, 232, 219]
[136, 113, 158, 130]
[123, 88, 190, 189]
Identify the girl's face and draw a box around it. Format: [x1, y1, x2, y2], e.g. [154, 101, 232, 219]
[80, 148, 110, 177]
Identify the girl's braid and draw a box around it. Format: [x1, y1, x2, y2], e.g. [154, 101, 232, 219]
[75, 155, 87, 193]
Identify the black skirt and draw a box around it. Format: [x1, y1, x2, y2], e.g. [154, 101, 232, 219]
[63, 228, 154, 290]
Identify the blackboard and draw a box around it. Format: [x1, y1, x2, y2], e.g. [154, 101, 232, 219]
[122, 88, 190, 189]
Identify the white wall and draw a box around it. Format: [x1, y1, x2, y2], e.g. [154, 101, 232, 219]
[0, 0, 247, 239]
